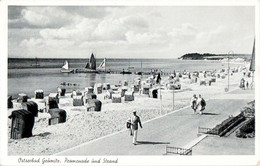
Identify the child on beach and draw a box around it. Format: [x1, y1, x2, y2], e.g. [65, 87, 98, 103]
[190, 94, 197, 114]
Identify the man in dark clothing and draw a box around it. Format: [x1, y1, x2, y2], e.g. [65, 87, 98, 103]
[130, 110, 143, 145]
[197, 94, 206, 115]
[190, 94, 197, 114]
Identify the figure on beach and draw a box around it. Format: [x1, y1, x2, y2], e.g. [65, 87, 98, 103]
[190, 94, 197, 114]
[240, 78, 245, 90]
[126, 118, 132, 136]
[130, 110, 143, 145]
[250, 81, 254, 89]
[57, 87, 62, 96]
[196, 94, 206, 115]
[156, 72, 161, 84]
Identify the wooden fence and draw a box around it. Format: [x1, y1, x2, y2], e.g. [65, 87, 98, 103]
[165, 145, 192, 155]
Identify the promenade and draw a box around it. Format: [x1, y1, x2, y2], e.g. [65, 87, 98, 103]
[55, 88, 254, 155]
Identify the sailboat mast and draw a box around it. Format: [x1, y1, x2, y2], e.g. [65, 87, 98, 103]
[141, 59, 143, 77]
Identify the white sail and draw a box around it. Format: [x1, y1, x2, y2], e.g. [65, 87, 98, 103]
[98, 58, 106, 70]
[62, 60, 69, 70]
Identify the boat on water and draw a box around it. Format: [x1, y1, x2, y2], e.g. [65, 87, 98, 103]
[86, 53, 96, 70]
[97, 58, 110, 73]
[76, 53, 99, 73]
[60, 60, 74, 73]
[75, 54, 109, 73]
[74, 53, 135, 74]
[31, 57, 40, 67]
[120, 68, 132, 74]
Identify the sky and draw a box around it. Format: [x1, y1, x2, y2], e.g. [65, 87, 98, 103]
[8, 6, 255, 59]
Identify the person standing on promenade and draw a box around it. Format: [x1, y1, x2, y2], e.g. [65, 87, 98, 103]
[130, 110, 143, 145]
[126, 118, 133, 136]
[190, 94, 197, 114]
[196, 94, 206, 115]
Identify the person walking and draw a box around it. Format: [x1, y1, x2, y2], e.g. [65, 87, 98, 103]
[240, 78, 245, 90]
[130, 110, 143, 145]
[196, 94, 206, 115]
[126, 118, 133, 136]
[190, 94, 197, 114]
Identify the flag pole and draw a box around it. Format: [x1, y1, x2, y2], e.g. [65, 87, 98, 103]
[160, 70, 162, 115]
[173, 88, 174, 111]
[172, 67, 174, 112]
[105, 58, 106, 72]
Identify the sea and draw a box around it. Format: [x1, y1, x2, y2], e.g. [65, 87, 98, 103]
[8, 58, 241, 98]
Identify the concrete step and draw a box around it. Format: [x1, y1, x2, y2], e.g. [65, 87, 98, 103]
[183, 134, 208, 149]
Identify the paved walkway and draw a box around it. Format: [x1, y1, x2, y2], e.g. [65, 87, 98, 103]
[54, 88, 254, 155]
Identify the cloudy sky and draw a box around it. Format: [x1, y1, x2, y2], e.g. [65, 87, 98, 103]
[8, 6, 254, 59]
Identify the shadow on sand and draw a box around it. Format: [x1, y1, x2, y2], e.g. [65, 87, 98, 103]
[137, 141, 170, 145]
[202, 112, 220, 115]
[34, 132, 51, 137]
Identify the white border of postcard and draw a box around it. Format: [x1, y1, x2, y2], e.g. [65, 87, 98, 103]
[0, 0, 259, 165]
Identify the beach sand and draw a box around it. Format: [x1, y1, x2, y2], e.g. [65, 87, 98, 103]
[7, 64, 252, 155]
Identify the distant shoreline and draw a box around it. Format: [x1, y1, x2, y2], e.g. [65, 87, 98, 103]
[178, 53, 251, 61]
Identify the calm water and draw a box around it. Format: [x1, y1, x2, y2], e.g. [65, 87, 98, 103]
[8, 58, 238, 98]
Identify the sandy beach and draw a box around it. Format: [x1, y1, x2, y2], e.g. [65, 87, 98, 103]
[7, 62, 253, 155]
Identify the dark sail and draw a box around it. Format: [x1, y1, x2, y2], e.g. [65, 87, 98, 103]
[89, 53, 96, 70]
[85, 62, 90, 69]
[249, 39, 255, 71]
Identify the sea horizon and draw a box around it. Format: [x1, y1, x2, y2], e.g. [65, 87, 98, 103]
[8, 58, 247, 98]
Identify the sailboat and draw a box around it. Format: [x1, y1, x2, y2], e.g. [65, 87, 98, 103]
[81, 53, 99, 73]
[31, 57, 40, 67]
[97, 58, 106, 72]
[76, 53, 100, 73]
[85, 53, 96, 70]
[135, 59, 143, 75]
[60, 60, 74, 73]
